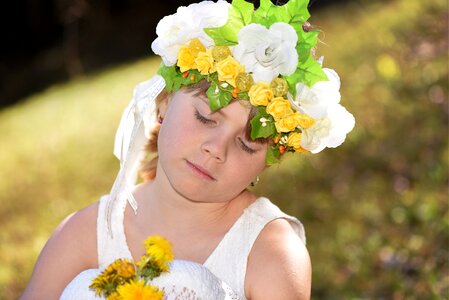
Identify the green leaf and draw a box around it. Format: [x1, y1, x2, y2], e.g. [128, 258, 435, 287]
[206, 81, 233, 111]
[179, 69, 204, 86]
[233, 0, 254, 24]
[265, 146, 281, 165]
[278, 0, 310, 25]
[237, 91, 249, 100]
[250, 107, 276, 140]
[253, 0, 310, 28]
[158, 65, 206, 92]
[157, 65, 178, 92]
[204, 0, 254, 45]
[203, 27, 238, 46]
[252, 0, 277, 27]
[296, 29, 320, 64]
[285, 56, 329, 97]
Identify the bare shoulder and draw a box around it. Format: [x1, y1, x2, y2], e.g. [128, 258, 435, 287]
[21, 202, 99, 300]
[245, 218, 311, 300]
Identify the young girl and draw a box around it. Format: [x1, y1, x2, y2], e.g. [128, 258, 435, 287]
[21, 0, 354, 299]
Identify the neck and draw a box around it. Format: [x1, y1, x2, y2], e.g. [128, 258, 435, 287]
[133, 164, 253, 234]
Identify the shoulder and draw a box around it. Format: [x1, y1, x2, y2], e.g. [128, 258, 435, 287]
[47, 201, 99, 265]
[21, 202, 99, 299]
[245, 218, 311, 300]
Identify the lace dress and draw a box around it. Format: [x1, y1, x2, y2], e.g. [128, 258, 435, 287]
[60, 193, 306, 299]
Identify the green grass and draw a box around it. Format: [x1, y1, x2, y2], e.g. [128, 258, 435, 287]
[1, 0, 447, 299]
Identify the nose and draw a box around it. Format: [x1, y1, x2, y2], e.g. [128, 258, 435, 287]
[201, 134, 227, 163]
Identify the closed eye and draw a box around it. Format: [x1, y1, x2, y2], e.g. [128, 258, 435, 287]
[238, 138, 256, 154]
[194, 110, 214, 125]
[195, 108, 257, 154]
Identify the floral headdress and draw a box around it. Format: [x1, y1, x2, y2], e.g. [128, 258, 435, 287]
[151, 0, 355, 164]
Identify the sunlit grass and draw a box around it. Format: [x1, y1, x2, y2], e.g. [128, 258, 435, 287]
[0, 58, 160, 299]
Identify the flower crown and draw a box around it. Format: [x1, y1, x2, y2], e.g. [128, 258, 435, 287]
[151, 0, 355, 164]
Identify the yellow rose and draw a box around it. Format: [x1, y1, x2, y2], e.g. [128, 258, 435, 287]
[195, 49, 215, 75]
[287, 132, 308, 153]
[215, 55, 244, 87]
[266, 97, 293, 121]
[248, 82, 273, 106]
[297, 113, 315, 129]
[177, 47, 196, 72]
[188, 38, 206, 57]
[177, 39, 206, 72]
[275, 112, 302, 132]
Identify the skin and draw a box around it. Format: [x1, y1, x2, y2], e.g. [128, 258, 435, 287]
[21, 88, 311, 299]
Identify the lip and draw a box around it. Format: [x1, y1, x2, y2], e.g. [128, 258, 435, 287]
[185, 160, 217, 181]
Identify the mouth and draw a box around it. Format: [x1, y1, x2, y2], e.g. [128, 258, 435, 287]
[185, 160, 217, 181]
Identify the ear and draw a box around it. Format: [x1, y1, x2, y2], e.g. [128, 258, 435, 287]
[158, 99, 168, 119]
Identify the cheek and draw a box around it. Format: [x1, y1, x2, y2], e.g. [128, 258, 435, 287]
[157, 103, 199, 153]
[228, 149, 267, 180]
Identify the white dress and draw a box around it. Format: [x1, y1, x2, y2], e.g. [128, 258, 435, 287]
[60, 192, 306, 299]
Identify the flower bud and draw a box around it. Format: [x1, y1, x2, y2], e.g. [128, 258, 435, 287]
[235, 72, 254, 92]
[270, 77, 289, 97]
[212, 46, 231, 62]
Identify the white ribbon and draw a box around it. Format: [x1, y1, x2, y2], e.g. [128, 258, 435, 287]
[106, 75, 166, 236]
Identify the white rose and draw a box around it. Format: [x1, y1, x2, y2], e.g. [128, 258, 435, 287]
[300, 103, 355, 153]
[288, 68, 341, 119]
[233, 22, 298, 83]
[151, 0, 230, 66]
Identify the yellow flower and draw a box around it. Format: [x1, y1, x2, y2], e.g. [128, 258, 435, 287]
[187, 38, 206, 57]
[287, 132, 309, 153]
[266, 97, 293, 121]
[177, 47, 196, 72]
[116, 279, 164, 300]
[177, 38, 206, 72]
[144, 236, 174, 272]
[115, 260, 136, 279]
[90, 259, 135, 297]
[296, 113, 315, 129]
[215, 55, 245, 87]
[248, 82, 273, 106]
[195, 49, 215, 75]
[106, 292, 122, 300]
[90, 274, 112, 297]
[275, 112, 302, 132]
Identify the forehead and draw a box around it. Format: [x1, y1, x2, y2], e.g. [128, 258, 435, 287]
[170, 88, 253, 132]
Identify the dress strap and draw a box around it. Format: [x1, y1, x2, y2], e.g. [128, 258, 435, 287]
[97, 193, 133, 269]
[203, 197, 306, 299]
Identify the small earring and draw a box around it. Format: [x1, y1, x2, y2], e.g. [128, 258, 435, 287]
[250, 176, 259, 187]
[158, 116, 164, 124]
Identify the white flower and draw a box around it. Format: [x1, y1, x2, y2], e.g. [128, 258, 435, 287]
[151, 0, 230, 66]
[300, 103, 355, 153]
[288, 68, 341, 119]
[233, 23, 298, 83]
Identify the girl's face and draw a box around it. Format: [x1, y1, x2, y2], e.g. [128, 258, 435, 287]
[157, 88, 268, 203]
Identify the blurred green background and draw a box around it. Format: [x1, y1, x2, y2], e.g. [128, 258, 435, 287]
[0, 0, 447, 299]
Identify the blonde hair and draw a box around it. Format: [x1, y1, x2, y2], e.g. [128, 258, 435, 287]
[138, 89, 169, 181]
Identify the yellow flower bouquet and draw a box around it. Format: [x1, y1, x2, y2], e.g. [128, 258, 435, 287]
[90, 236, 174, 300]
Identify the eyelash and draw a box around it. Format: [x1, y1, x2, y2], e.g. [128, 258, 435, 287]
[194, 110, 256, 154]
[238, 138, 256, 154]
[194, 110, 214, 124]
